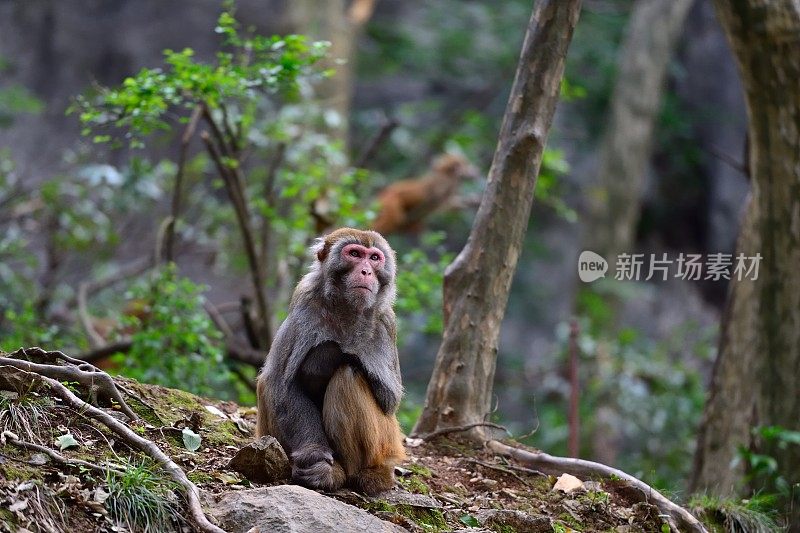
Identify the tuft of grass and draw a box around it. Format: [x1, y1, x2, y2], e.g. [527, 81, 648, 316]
[105, 459, 182, 533]
[690, 493, 782, 533]
[0, 391, 54, 443]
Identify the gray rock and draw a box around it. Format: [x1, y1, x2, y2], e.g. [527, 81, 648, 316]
[476, 509, 552, 533]
[227, 436, 291, 484]
[207, 485, 408, 533]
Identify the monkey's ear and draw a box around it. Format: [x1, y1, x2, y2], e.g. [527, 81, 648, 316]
[312, 237, 329, 262]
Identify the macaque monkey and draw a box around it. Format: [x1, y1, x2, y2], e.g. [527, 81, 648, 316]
[256, 228, 405, 494]
[372, 153, 480, 234]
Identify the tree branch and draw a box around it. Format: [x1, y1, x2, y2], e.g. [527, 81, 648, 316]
[354, 117, 398, 169]
[487, 440, 708, 533]
[164, 106, 202, 263]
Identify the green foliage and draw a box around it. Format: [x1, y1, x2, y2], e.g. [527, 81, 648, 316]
[71, 8, 328, 149]
[738, 426, 800, 498]
[395, 231, 452, 339]
[105, 460, 182, 533]
[526, 286, 715, 492]
[0, 57, 43, 127]
[690, 493, 780, 533]
[116, 264, 233, 399]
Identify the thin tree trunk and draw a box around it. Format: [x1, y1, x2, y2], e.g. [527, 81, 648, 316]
[692, 1, 800, 526]
[289, 0, 375, 150]
[413, 0, 583, 436]
[584, 0, 693, 467]
[587, 0, 694, 259]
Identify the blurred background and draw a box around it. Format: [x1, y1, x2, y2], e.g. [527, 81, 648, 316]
[0, 0, 750, 494]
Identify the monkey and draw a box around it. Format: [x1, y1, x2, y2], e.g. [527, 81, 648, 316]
[256, 227, 406, 495]
[371, 153, 480, 235]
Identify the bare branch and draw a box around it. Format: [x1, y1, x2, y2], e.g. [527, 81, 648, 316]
[415, 422, 509, 441]
[3, 432, 125, 476]
[164, 106, 202, 263]
[487, 440, 708, 533]
[354, 117, 398, 169]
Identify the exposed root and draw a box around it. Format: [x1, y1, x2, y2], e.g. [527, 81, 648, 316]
[415, 421, 509, 441]
[1, 430, 125, 476]
[487, 440, 708, 533]
[1, 366, 224, 533]
[1, 347, 138, 420]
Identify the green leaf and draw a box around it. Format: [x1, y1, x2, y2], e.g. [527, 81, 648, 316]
[182, 427, 202, 452]
[55, 433, 79, 451]
[459, 515, 479, 527]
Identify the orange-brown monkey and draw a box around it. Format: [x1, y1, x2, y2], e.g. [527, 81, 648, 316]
[256, 228, 405, 494]
[372, 153, 479, 234]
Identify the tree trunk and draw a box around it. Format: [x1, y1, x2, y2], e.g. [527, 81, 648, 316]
[289, 0, 375, 150]
[584, 0, 693, 467]
[413, 0, 583, 436]
[587, 0, 694, 259]
[692, 0, 800, 525]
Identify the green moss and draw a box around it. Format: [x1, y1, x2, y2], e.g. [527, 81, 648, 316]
[398, 475, 431, 494]
[558, 512, 583, 529]
[205, 420, 241, 447]
[366, 501, 448, 531]
[0, 459, 38, 481]
[406, 463, 433, 478]
[187, 471, 214, 484]
[490, 524, 517, 533]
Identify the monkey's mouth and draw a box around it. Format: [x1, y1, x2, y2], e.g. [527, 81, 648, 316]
[352, 285, 373, 293]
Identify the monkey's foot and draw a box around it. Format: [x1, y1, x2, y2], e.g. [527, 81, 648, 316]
[350, 465, 395, 495]
[292, 460, 346, 492]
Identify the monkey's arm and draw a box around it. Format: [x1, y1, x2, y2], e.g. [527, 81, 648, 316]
[358, 316, 403, 415]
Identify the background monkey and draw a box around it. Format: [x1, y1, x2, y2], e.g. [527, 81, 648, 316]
[256, 228, 405, 494]
[372, 153, 480, 235]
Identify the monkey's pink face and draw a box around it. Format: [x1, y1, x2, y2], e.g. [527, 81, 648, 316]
[341, 243, 385, 301]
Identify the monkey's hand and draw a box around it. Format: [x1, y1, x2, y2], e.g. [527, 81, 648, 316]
[291, 444, 345, 491]
[363, 372, 401, 415]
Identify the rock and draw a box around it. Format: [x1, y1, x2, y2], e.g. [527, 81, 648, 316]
[552, 473, 584, 493]
[227, 436, 291, 483]
[379, 489, 441, 509]
[476, 509, 552, 533]
[206, 485, 408, 533]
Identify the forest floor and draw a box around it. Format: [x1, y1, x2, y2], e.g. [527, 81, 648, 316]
[0, 373, 672, 532]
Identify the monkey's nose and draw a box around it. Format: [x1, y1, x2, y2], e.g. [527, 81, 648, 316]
[362, 269, 371, 276]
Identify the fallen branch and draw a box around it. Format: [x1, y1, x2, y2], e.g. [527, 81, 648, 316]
[2, 366, 224, 533]
[487, 440, 708, 533]
[466, 458, 533, 487]
[1, 348, 137, 420]
[2, 431, 125, 476]
[415, 421, 509, 441]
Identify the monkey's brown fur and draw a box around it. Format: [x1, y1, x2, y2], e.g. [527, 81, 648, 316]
[372, 153, 478, 234]
[256, 228, 405, 494]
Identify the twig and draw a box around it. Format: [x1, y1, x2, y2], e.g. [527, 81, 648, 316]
[2, 348, 137, 420]
[78, 282, 106, 349]
[258, 143, 286, 298]
[203, 299, 235, 339]
[2, 366, 224, 533]
[64, 257, 153, 308]
[229, 364, 257, 393]
[2, 431, 125, 476]
[486, 440, 708, 533]
[165, 106, 202, 263]
[201, 129, 272, 349]
[466, 458, 532, 487]
[354, 117, 398, 169]
[415, 422, 509, 441]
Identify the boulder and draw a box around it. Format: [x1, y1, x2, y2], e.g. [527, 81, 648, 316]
[206, 485, 408, 533]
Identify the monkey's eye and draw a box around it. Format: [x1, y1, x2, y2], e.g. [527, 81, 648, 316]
[349, 249, 361, 258]
[370, 253, 380, 261]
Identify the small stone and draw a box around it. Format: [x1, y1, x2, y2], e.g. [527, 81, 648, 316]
[552, 473, 584, 493]
[227, 436, 291, 483]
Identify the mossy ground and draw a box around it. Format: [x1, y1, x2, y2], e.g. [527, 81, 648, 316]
[2, 376, 677, 532]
